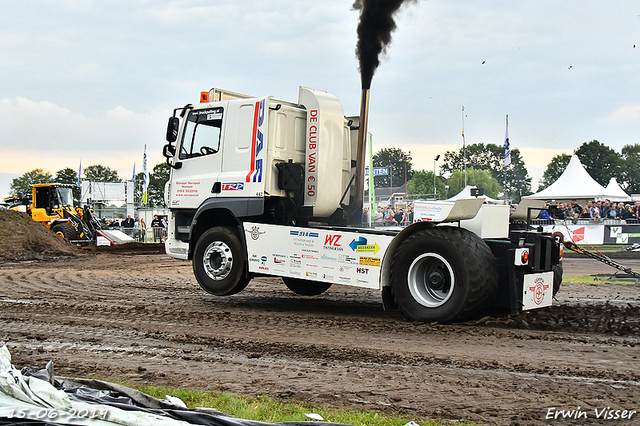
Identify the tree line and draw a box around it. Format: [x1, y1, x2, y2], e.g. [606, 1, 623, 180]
[374, 140, 640, 203]
[8, 163, 170, 207]
[8, 139, 639, 207]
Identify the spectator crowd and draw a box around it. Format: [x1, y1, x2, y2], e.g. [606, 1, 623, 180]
[537, 199, 640, 223]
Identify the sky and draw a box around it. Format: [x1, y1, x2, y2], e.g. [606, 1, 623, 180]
[1, 0, 639, 201]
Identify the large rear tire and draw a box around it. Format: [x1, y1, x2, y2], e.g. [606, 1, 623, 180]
[282, 277, 332, 296]
[51, 222, 77, 241]
[552, 261, 563, 296]
[193, 227, 250, 296]
[391, 227, 498, 323]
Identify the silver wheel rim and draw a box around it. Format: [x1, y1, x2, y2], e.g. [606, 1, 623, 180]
[407, 253, 455, 308]
[203, 241, 233, 281]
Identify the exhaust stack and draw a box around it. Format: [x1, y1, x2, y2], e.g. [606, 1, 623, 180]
[347, 88, 370, 222]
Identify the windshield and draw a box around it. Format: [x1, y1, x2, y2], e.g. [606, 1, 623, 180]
[56, 187, 75, 207]
[179, 107, 223, 160]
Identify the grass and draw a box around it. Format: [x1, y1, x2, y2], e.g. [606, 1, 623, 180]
[131, 384, 477, 426]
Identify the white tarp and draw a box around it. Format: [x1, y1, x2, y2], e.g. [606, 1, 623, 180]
[1, 345, 345, 426]
[0, 346, 192, 426]
[527, 155, 621, 201]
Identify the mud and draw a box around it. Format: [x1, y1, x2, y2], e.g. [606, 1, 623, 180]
[0, 210, 78, 261]
[1, 252, 639, 426]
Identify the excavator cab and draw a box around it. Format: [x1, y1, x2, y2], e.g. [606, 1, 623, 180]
[31, 184, 75, 221]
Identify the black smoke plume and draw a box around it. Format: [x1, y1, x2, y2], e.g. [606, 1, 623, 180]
[353, 0, 417, 89]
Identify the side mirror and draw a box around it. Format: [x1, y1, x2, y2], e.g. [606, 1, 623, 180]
[166, 117, 179, 142]
[163, 143, 176, 158]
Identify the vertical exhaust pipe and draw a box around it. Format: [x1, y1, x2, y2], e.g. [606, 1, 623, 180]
[348, 88, 370, 223]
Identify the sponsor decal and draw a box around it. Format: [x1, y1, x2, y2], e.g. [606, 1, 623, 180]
[349, 237, 381, 254]
[246, 99, 266, 183]
[290, 258, 301, 268]
[193, 108, 223, 117]
[339, 254, 358, 264]
[260, 256, 268, 266]
[302, 254, 318, 260]
[273, 257, 285, 264]
[528, 277, 550, 305]
[249, 254, 260, 263]
[306, 271, 318, 278]
[323, 234, 344, 251]
[356, 267, 369, 274]
[289, 270, 301, 276]
[306, 109, 318, 201]
[221, 182, 244, 191]
[290, 230, 319, 238]
[339, 265, 351, 272]
[322, 273, 334, 280]
[356, 278, 369, 284]
[359, 256, 381, 267]
[338, 276, 351, 282]
[321, 253, 338, 262]
[246, 226, 265, 240]
[175, 181, 202, 198]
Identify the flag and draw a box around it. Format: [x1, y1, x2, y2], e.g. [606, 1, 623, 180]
[142, 145, 149, 205]
[77, 159, 82, 187]
[132, 162, 136, 182]
[503, 114, 511, 167]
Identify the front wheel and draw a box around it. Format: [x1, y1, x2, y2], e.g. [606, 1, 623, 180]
[391, 227, 498, 323]
[193, 227, 250, 296]
[51, 222, 78, 241]
[282, 277, 332, 296]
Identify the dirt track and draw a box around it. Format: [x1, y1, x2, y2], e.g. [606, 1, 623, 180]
[1, 252, 639, 425]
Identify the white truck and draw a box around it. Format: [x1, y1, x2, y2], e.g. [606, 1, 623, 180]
[161, 86, 562, 323]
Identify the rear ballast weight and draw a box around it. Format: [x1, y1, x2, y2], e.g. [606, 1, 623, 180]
[162, 87, 562, 323]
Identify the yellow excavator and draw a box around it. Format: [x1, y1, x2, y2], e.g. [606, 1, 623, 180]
[8, 183, 101, 242]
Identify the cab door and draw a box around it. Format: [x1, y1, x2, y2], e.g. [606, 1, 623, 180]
[168, 105, 226, 209]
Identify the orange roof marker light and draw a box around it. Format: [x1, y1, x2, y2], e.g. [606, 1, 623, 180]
[200, 91, 210, 103]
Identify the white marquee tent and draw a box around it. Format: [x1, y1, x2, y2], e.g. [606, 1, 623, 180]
[446, 185, 504, 204]
[526, 155, 630, 202]
[605, 177, 632, 202]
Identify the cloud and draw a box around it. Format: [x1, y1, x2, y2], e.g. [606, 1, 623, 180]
[0, 97, 168, 152]
[606, 105, 640, 125]
[0, 97, 168, 176]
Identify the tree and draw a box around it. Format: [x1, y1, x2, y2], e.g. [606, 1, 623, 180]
[537, 153, 571, 192]
[83, 164, 121, 182]
[9, 169, 53, 197]
[54, 167, 78, 185]
[406, 170, 447, 199]
[574, 140, 622, 187]
[621, 144, 640, 193]
[372, 147, 414, 189]
[54, 167, 80, 202]
[149, 162, 170, 206]
[445, 169, 502, 199]
[440, 143, 531, 202]
[134, 162, 170, 206]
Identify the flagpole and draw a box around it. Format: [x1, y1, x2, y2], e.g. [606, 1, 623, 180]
[503, 114, 510, 204]
[462, 106, 467, 187]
